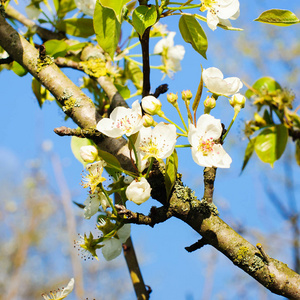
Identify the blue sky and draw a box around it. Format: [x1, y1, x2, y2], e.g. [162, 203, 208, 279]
[0, 1, 300, 299]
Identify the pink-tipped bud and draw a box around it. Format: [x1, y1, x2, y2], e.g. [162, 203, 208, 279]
[167, 92, 178, 105]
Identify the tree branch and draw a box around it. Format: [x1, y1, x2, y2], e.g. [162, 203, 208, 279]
[115, 204, 173, 227]
[5, 5, 65, 41]
[1, 13, 300, 299]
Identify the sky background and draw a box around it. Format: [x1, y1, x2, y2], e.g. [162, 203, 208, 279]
[0, 1, 300, 299]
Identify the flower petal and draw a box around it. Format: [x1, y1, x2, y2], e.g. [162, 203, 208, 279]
[102, 239, 122, 261]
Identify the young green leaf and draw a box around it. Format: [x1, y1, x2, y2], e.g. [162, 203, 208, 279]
[11, 61, 27, 77]
[94, 2, 121, 59]
[179, 15, 207, 59]
[241, 137, 256, 172]
[57, 18, 95, 37]
[165, 150, 178, 199]
[245, 77, 281, 98]
[254, 125, 288, 167]
[99, 0, 131, 22]
[132, 5, 157, 37]
[54, 0, 76, 18]
[44, 39, 68, 58]
[255, 9, 300, 26]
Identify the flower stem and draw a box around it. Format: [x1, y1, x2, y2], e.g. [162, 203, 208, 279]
[174, 104, 188, 132]
[100, 185, 118, 216]
[161, 114, 186, 134]
[222, 111, 239, 142]
[128, 136, 139, 173]
[165, 4, 201, 10]
[144, 157, 154, 178]
[175, 144, 191, 148]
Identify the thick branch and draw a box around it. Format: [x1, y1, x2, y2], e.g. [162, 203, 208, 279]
[1, 12, 300, 299]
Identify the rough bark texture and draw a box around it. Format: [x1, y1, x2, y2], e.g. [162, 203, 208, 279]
[1, 11, 300, 299]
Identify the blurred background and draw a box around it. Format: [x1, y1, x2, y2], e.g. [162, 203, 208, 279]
[0, 0, 300, 299]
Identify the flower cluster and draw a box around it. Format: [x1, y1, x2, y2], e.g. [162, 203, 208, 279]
[77, 64, 245, 261]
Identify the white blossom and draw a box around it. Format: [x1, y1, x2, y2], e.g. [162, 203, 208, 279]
[202, 67, 243, 96]
[74, 0, 96, 16]
[81, 160, 106, 193]
[154, 32, 185, 77]
[42, 278, 74, 300]
[126, 177, 152, 205]
[135, 123, 177, 171]
[188, 114, 232, 168]
[96, 100, 143, 138]
[200, 0, 240, 31]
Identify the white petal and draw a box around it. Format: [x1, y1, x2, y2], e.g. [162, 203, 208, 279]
[168, 45, 185, 61]
[209, 144, 232, 168]
[207, 10, 219, 31]
[96, 118, 123, 138]
[60, 278, 75, 297]
[102, 239, 122, 261]
[83, 194, 100, 219]
[217, 0, 240, 19]
[117, 224, 131, 243]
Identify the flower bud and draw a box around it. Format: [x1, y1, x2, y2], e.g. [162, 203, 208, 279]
[141, 96, 163, 116]
[229, 93, 246, 112]
[142, 114, 156, 127]
[181, 90, 193, 101]
[125, 177, 152, 205]
[167, 92, 178, 105]
[204, 96, 216, 109]
[80, 145, 98, 163]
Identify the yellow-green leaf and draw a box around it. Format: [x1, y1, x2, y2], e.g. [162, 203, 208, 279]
[254, 125, 288, 166]
[57, 18, 95, 37]
[255, 9, 300, 26]
[132, 5, 157, 37]
[179, 15, 207, 59]
[165, 150, 178, 199]
[241, 137, 256, 172]
[94, 2, 121, 59]
[245, 77, 281, 98]
[99, 0, 131, 22]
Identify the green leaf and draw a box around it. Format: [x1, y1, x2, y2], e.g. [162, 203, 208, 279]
[241, 138, 256, 172]
[44, 39, 68, 58]
[71, 136, 94, 166]
[98, 150, 123, 178]
[115, 83, 131, 99]
[296, 140, 300, 166]
[57, 18, 95, 37]
[254, 125, 288, 166]
[165, 150, 178, 199]
[245, 77, 281, 98]
[179, 15, 207, 59]
[11, 61, 27, 77]
[132, 5, 157, 37]
[32, 78, 54, 107]
[54, 0, 76, 18]
[94, 2, 121, 59]
[98, 150, 121, 169]
[99, 0, 131, 22]
[125, 61, 143, 93]
[255, 9, 300, 26]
